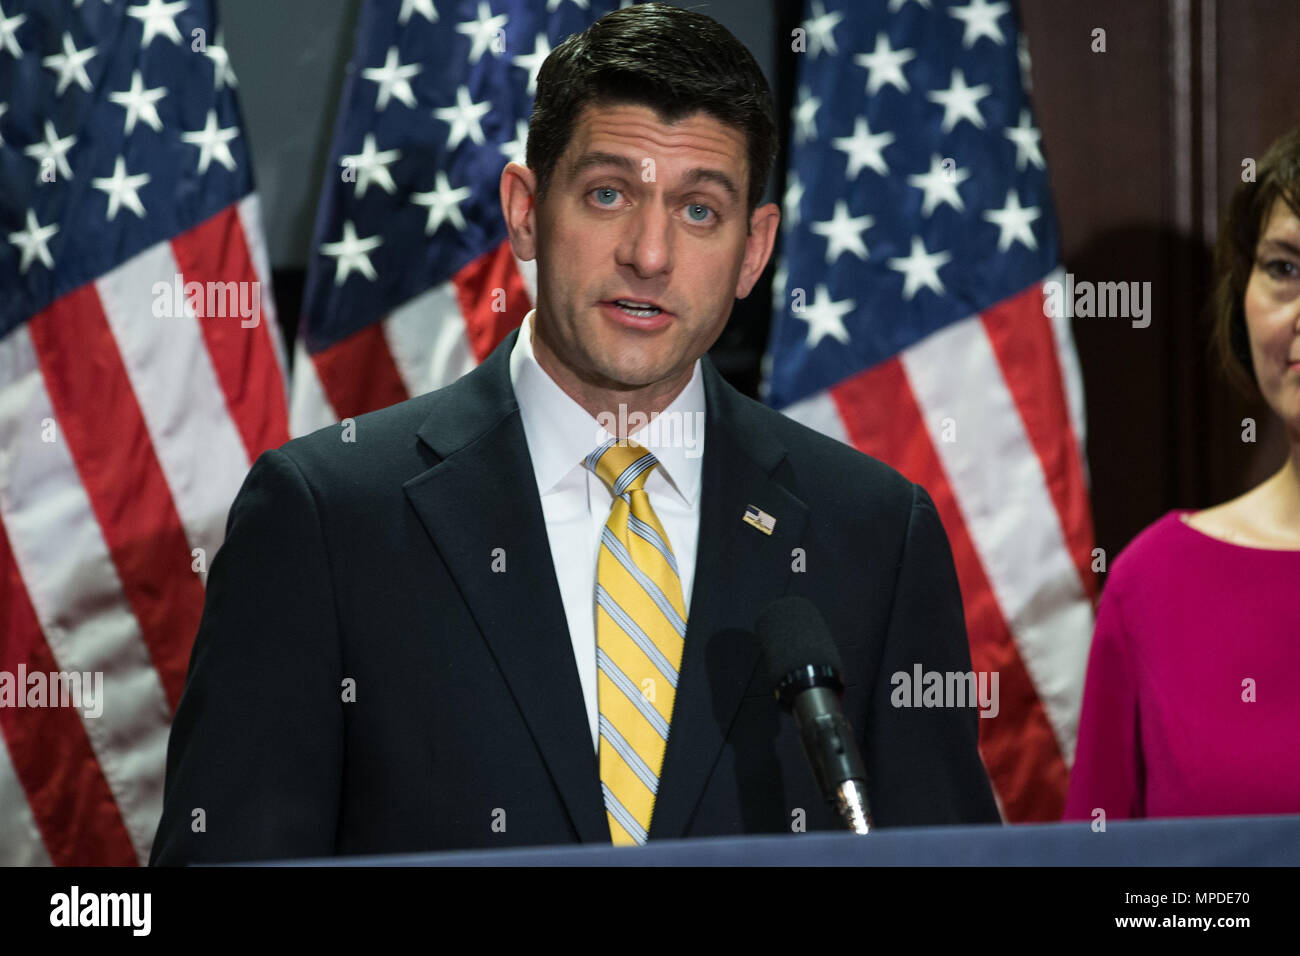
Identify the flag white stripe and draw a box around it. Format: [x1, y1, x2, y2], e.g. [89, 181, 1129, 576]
[0, 731, 53, 865]
[96, 243, 251, 571]
[1041, 267, 1090, 485]
[288, 338, 338, 438]
[902, 315, 1090, 762]
[237, 193, 291, 389]
[0, 326, 171, 864]
[382, 284, 476, 398]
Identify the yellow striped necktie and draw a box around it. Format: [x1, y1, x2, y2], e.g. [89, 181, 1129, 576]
[585, 437, 687, 846]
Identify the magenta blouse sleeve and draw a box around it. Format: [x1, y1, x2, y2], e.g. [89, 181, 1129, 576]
[1063, 580, 1144, 821]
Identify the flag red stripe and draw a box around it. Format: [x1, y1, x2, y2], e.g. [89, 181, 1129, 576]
[981, 283, 1098, 603]
[310, 322, 409, 421]
[453, 240, 529, 363]
[830, 357, 1069, 821]
[27, 286, 202, 712]
[0, 516, 139, 866]
[171, 205, 292, 460]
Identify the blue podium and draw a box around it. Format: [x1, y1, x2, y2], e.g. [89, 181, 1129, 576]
[255, 815, 1300, 866]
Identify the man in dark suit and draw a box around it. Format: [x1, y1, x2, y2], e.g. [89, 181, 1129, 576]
[150, 3, 998, 865]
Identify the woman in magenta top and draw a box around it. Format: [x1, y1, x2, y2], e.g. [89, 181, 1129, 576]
[1065, 125, 1300, 821]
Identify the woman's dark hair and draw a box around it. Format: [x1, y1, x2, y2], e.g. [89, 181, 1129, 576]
[1211, 124, 1300, 395]
[525, 2, 778, 226]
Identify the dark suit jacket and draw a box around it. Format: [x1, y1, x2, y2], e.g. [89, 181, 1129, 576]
[150, 326, 999, 864]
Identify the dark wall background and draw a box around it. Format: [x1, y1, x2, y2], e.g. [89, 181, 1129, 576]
[220, 0, 1299, 564]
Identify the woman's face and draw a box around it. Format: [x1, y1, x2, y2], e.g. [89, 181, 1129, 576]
[1245, 197, 1300, 434]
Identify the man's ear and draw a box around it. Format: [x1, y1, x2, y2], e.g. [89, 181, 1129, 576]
[735, 202, 781, 299]
[500, 161, 540, 261]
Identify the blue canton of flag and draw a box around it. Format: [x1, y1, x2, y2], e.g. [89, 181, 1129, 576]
[765, 0, 1056, 408]
[1, 0, 254, 334]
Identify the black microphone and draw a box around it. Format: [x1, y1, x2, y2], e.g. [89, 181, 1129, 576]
[755, 596, 872, 834]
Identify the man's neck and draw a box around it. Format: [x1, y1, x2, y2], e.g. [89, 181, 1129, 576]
[528, 316, 694, 439]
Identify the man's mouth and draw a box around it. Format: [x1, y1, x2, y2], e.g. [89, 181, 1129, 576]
[607, 298, 665, 318]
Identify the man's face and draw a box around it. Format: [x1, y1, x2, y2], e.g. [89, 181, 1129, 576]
[503, 102, 778, 403]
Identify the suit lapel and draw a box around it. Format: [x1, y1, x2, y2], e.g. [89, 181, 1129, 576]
[648, 357, 809, 839]
[403, 328, 610, 843]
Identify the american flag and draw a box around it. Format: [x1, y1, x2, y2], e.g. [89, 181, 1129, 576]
[290, 0, 628, 432]
[765, 0, 1096, 821]
[0, 0, 287, 864]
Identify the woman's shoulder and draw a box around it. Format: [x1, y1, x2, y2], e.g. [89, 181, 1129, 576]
[1101, 510, 1203, 604]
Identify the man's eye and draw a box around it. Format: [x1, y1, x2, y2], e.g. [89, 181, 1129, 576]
[591, 187, 622, 206]
[685, 203, 716, 224]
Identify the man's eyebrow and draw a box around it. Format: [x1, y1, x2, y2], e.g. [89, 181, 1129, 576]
[568, 151, 741, 203]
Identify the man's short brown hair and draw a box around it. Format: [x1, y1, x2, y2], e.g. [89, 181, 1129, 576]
[525, 2, 778, 225]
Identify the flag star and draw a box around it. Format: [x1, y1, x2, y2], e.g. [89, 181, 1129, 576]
[792, 87, 821, 145]
[42, 32, 97, 95]
[801, 0, 843, 57]
[927, 68, 991, 133]
[23, 121, 76, 181]
[853, 32, 916, 97]
[398, 0, 438, 25]
[362, 46, 421, 110]
[948, 0, 1010, 48]
[128, 0, 188, 47]
[795, 284, 854, 349]
[1017, 31, 1033, 92]
[907, 153, 970, 217]
[8, 208, 58, 274]
[783, 172, 804, 229]
[888, 236, 952, 300]
[433, 85, 491, 150]
[499, 118, 528, 167]
[92, 156, 150, 220]
[0, 4, 27, 58]
[888, 0, 930, 10]
[340, 134, 401, 197]
[1004, 109, 1045, 170]
[547, 0, 590, 10]
[411, 171, 471, 235]
[833, 116, 895, 178]
[180, 108, 239, 174]
[983, 189, 1040, 252]
[512, 32, 551, 97]
[0, 102, 7, 146]
[319, 220, 382, 285]
[109, 70, 167, 135]
[203, 30, 237, 90]
[455, 1, 508, 65]
[810, 200, 875, 264]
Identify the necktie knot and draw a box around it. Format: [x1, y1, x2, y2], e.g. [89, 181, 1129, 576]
[585, 438, 659, 496]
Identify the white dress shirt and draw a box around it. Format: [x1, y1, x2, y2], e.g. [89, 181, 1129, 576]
[508, 309, 706, 752]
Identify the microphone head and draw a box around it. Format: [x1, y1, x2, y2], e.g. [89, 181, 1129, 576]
[754, 596, 845, 703]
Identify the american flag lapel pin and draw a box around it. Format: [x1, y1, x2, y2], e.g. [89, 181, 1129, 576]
[742, 505, 776, 536]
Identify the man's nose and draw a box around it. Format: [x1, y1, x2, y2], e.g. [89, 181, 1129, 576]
[617, 202, 673, 277]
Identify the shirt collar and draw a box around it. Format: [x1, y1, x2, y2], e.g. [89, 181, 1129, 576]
[509, 309, 706, 506]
